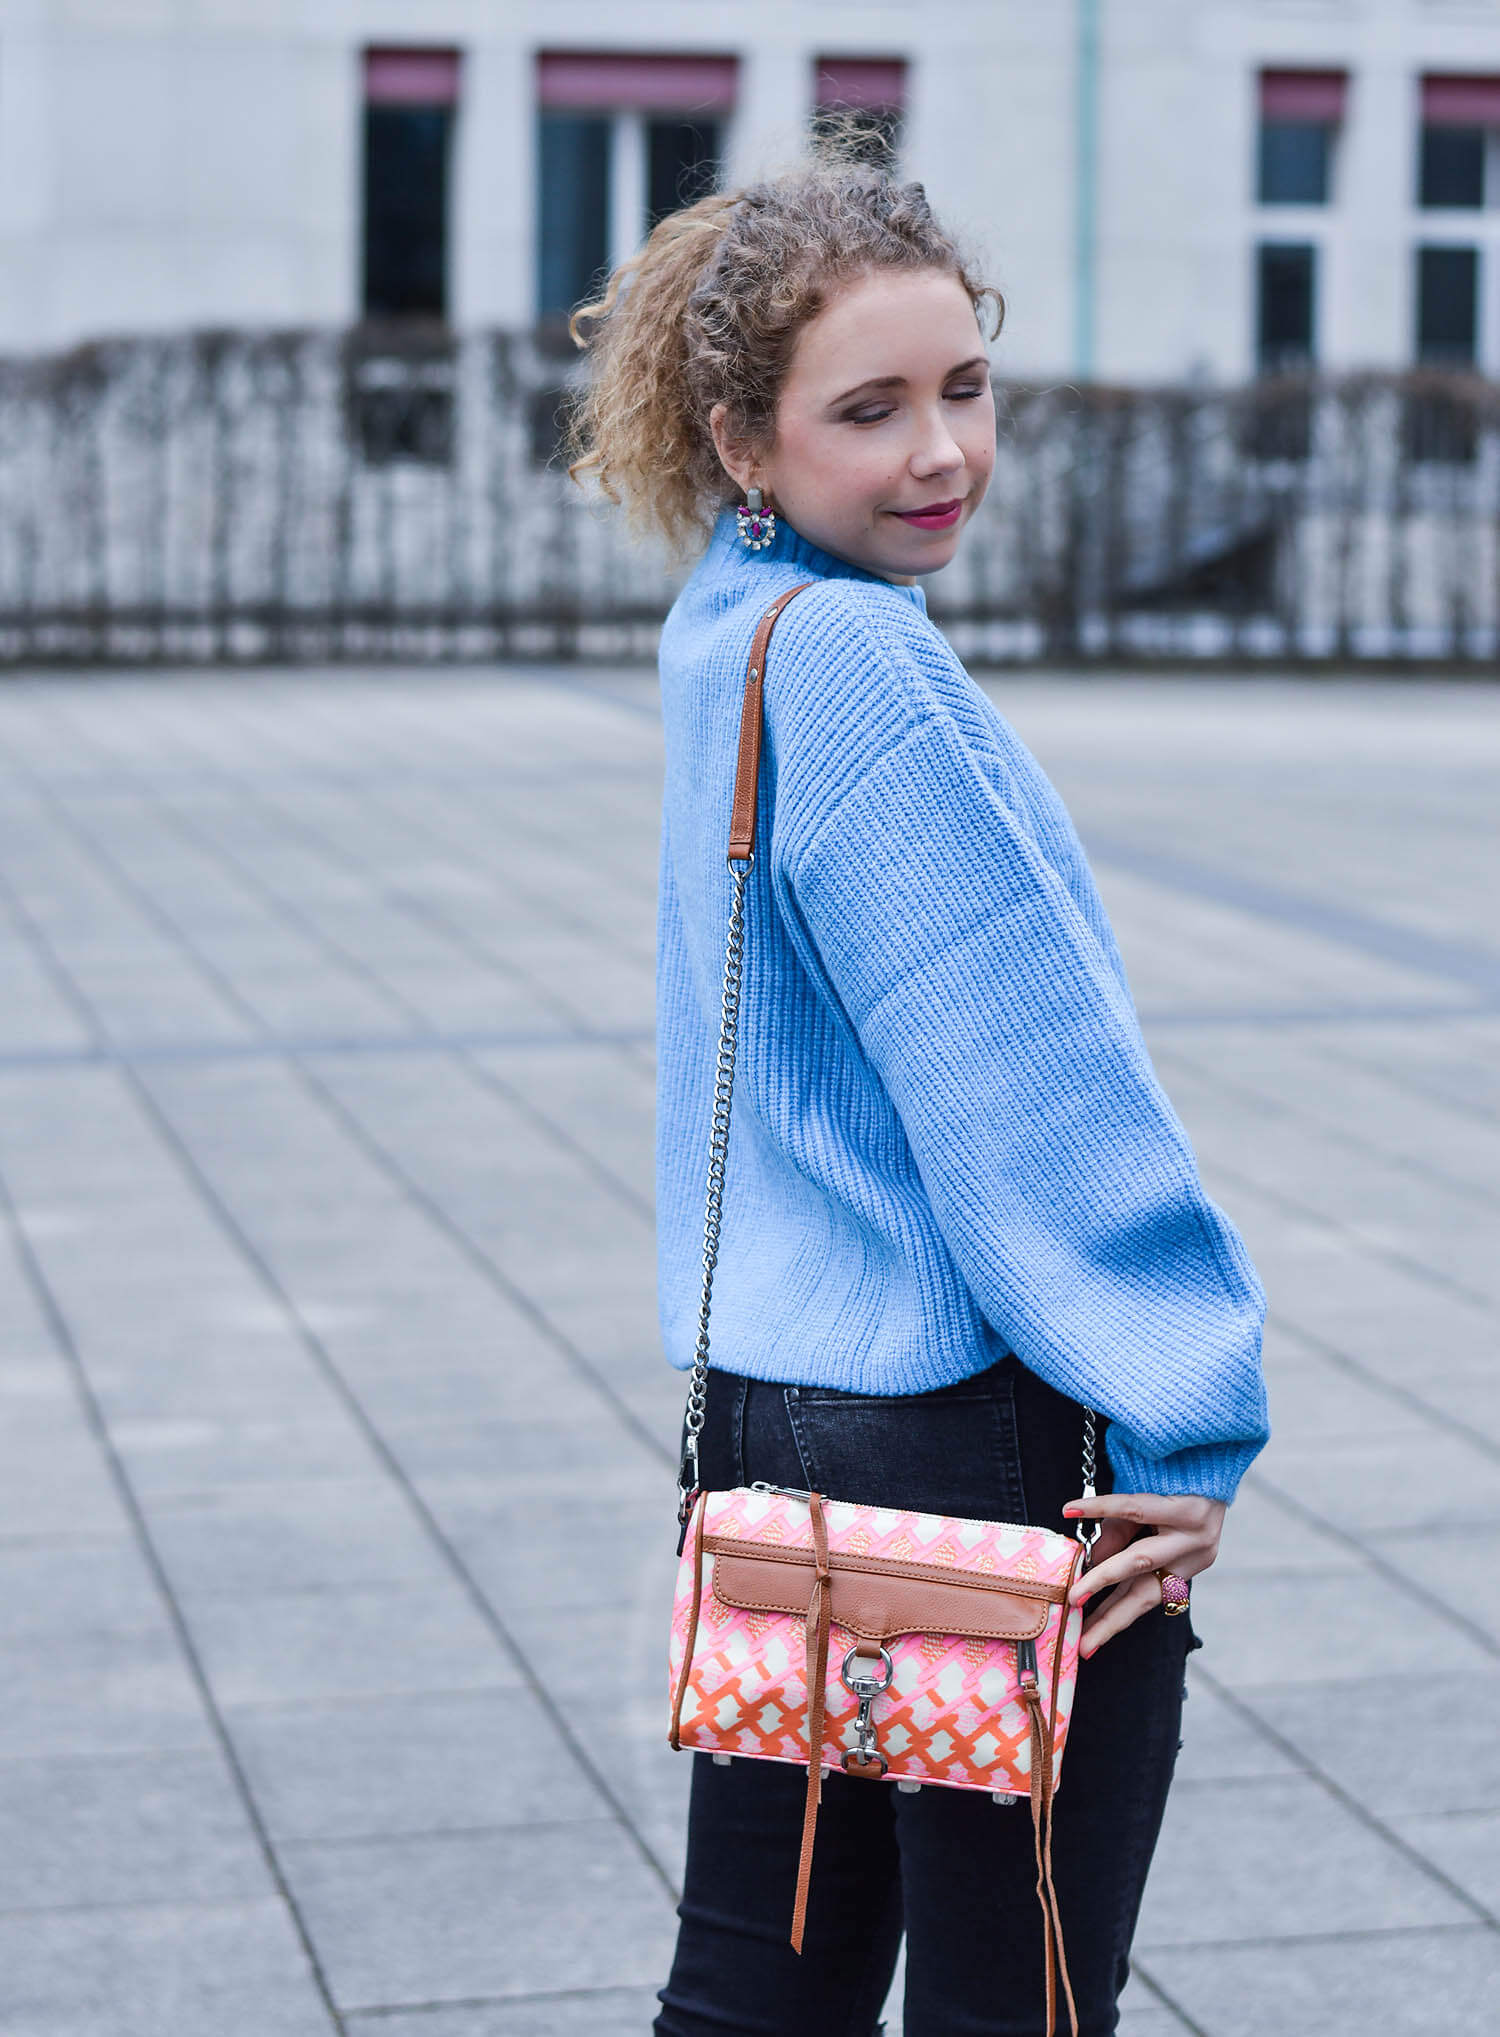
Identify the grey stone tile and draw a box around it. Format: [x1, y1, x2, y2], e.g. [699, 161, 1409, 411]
[147, 1479, 452, 1599]
[1137, 1776, 1471, 1949]
[0, 1538, 164, 1638]
[1257, 1435, 1500, 1536]
[1187, 1570, 1494, 1689]
[343, 1986, 665, 2034]
[1211, 1480, 1364, 1577]
[0, 1439, 131, 1539]
[442, 1495, 668, 1615]
[1115, 2006, 1195, 2037]
[278, 1820, 677, 2011]
[1173, 1673, 1301, 1787]
[229, 1688, 604, 1841]
[1255, 1332, 1436, 1445]
[0, 1750, 267, 1912]
[110, 1414, 380, 1496]
[0, 1625, 214, 1760]
[1364, 1524, 1500, 1646]
[1237, 1670, 1500, 1818]
[503, 1594, 676, 1704]
[1391, 1811, 1500, 1914]
[0, 1897, 334, 2036]
[192, 1583, 522, 1708]
[1142, 1926, 1500, 2037]
[381, 1413, 664, 1495]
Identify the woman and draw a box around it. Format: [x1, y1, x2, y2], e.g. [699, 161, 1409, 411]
[570, 154, 1269, 2037]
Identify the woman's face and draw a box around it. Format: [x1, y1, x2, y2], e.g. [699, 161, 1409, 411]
[713, 267, 996, 582]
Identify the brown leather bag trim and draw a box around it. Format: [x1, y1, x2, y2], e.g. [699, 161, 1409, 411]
[727, 584, 814, 863]
[790, 1492, 832, 1956]
[711, 1549, 1050, 1643]
[702, 1533, 1069, 1606]
[668, 1496, 707, 1749]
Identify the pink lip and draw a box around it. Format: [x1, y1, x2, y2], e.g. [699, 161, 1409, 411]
[892, 498, 964, 530]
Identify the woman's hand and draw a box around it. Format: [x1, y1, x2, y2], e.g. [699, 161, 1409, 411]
[1060, 1493, 1226, 1656]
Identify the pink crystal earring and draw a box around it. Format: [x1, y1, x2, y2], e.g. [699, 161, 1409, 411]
[736, 487, 776, 552]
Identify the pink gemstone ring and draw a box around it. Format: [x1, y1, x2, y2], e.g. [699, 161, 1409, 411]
[1158, 1571, 1191, 1617]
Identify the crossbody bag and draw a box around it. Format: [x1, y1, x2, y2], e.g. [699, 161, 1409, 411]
[667, 584, 1099, 2037]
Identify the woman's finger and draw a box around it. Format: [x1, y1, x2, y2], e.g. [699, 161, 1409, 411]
[1079, 1573, 1164, 1655]
[1064, 1492, 1213, 1530]
[1068, 1531, 1203, 1606]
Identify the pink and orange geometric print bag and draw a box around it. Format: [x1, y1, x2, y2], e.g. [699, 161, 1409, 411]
[668, 587, 1097, 2037]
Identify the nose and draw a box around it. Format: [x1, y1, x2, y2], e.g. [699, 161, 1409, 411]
[910, 408, 965, 480]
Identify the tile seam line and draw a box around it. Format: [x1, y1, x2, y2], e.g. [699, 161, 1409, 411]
[79, 725, 656, 1225]
[342, 1980, 666, 2021]
[0, 1166, 348, 2036]
[275, 1813, 635, 1858]
[1152, 1034, 1500, 1215]
[1189, 1658, 1500, 1934]
[1241, 1465, 1500, 1661]
[59, 695, 596, 1040]
[0, 1026, 656, 1073]
[1309, 1028, 1500, 1131]
[1083, 828, 1500, 997]
[3, 726, 670, 1468]
[0, 783, 682, 1898]
[1118, 1961, 1211, 2037]
[118, 1054, 682, 1908]
[138, 675, 655, 982]
[1134, 1918, 1495, 1956]
[1271, 1313, 1500, 1468]
[1200, 1150, 1494, 1314]
[20, 677, 601, 1044]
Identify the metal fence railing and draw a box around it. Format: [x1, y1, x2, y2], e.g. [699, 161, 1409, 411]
[1, 327, 1497, 665]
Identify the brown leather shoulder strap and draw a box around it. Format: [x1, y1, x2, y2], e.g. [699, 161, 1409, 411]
[727, 582, 814, 865]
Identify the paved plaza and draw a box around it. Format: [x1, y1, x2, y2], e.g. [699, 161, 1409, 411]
[0, 661, 1497, 2036]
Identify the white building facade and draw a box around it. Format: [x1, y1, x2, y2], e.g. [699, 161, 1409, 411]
[2, 0, 1499, 380]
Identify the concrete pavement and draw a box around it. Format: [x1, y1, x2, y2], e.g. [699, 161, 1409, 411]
[0, 663, 1496, 2034]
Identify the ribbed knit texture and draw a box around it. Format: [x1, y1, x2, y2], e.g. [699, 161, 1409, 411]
[656, 511, 1269, 1503]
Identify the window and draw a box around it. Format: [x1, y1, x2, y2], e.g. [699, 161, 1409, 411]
[1257, 71, 1345, 205]
[1257, 243, 1316, 372]
[537, 115, 611, 325]
[1408, 246, 1481, 462]
[1419, 76, 1500, 207]
[813, 58, 907, 164]
[535, 53, 737, 322]
[1417, 246, 1479, 364]
[363, 49, 460, 321]
[647, 120, 720, 230]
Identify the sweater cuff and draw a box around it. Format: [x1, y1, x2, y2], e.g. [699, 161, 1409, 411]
[1104, 1431, 1265, 1507]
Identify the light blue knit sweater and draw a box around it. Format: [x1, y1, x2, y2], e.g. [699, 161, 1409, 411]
[656, 511, 1269, 1503]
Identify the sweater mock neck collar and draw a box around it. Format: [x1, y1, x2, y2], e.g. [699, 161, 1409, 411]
[708, 509, 928, 614]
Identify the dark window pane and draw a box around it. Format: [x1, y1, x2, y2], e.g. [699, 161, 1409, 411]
[1419, 126, 1484, 207]
[1417, 245, 1479, 363]
[646, 119, 720, 229]
[363, 107, 452, 319]
[1258, 122, 1330, 204]
[1257, 243, 1316, 371]
[537, 114, 611, 321]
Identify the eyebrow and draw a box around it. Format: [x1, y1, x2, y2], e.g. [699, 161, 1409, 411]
[829, 357, 989, 407]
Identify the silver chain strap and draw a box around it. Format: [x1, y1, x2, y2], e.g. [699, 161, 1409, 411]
[675, 827, 1102, 1559]
[678, 854, 752, 1518]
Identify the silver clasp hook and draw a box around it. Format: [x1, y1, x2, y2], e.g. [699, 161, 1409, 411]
[840, 1645, 894, 1778]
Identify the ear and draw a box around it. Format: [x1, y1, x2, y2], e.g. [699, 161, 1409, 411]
[709, 402, 763, 497]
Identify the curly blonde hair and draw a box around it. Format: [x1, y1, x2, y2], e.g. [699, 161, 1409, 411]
[566, 149, 1000, 550]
